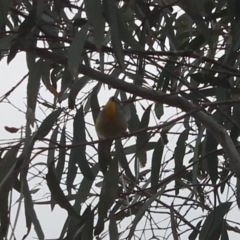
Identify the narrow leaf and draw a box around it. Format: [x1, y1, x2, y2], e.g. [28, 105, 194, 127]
[154, 102, 164, 119]
[82, 206, 94, 240]
[95, 158, 118, 236]
[0, 144, 20, 188]
[109, 215, 119, 240]
[58, 67, 73, 99]
[41, 60, 58, 97]
[103, 0, 124, 68]
[136, 105, 152, 167]
[151, 137, 164, 191]
[115, 140, 136, 183]
[0, 145, 20, 237]
[90, 88, 100, 123]
[204, 130, 218, 184]
[84, 0, 105, 51]
[230, 19, 240, 52]
[0, 0, 11, 31]
[47, 126, 59, 210]
[37, 108, 62, 139]
[27, 58, 43, 126]
[46, 165, 81, 220]
[170, 205, 179, 240]
[199, 202, 232, 240]
[189, 220, 202, 240]
[74, 164, 99, 206]
[0, 183, 10, 238]
[127, 102, 140, 132]
[7, 41, 19, 64]
[47, 126, 58, 166]
[56, 126, 66, 182]
[68, 76, 90, 109]
[174, 129, 189, 194]
[18, 11, 36, 38]
[221, 221, 229, 240]
[22, 176, 44, 240]
[68, 22, 89, 77]
[67, 106, 94, 193]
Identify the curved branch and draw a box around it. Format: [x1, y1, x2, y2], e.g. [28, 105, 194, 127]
[28, 47, 240, 178]
[79, 64, 240, 177]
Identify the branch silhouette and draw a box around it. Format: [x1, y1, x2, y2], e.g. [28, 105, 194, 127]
[24, 46, 240, 180]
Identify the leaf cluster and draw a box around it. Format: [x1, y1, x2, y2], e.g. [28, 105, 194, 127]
[0, 0, 240, 239]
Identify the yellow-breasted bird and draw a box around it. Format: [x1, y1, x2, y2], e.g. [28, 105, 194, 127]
[95, 96, 128, 174]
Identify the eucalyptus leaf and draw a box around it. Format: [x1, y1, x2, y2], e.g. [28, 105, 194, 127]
[95, 158, 118, 235]
[56, 126, 66, 182]
[174, 129, 189, 194]
[151, 137, 164, 191]
[68, 22, 89, 77]
[37, 108, 62, 139]
[0, 0, 11, 31]
[47, 164, 81, 220]
[68, 76, 90, 109]
[103, 0, 124, 69]
[136, 105, 152, 167]
[22, 176, 44, 240]
[27, 58, 43, 126]
[67, 106, 94, 194]
[84, 0, 105, 51]
[199, 202, 232, 240]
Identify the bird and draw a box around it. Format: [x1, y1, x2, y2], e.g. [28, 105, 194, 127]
[95, 96, 128, 174]
[95, 96, 128, 139]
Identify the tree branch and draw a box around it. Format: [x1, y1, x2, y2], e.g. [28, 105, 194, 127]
[27, 47, 240, 178]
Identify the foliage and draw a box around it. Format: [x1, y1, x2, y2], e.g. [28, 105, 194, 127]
[0, 0, 240, 239]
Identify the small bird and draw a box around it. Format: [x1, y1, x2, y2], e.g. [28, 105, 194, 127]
[95, 96, 128, 139]
[95, 96, 128, 174]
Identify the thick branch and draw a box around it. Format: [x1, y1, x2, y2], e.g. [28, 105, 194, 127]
[28, 47, 240, 178]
